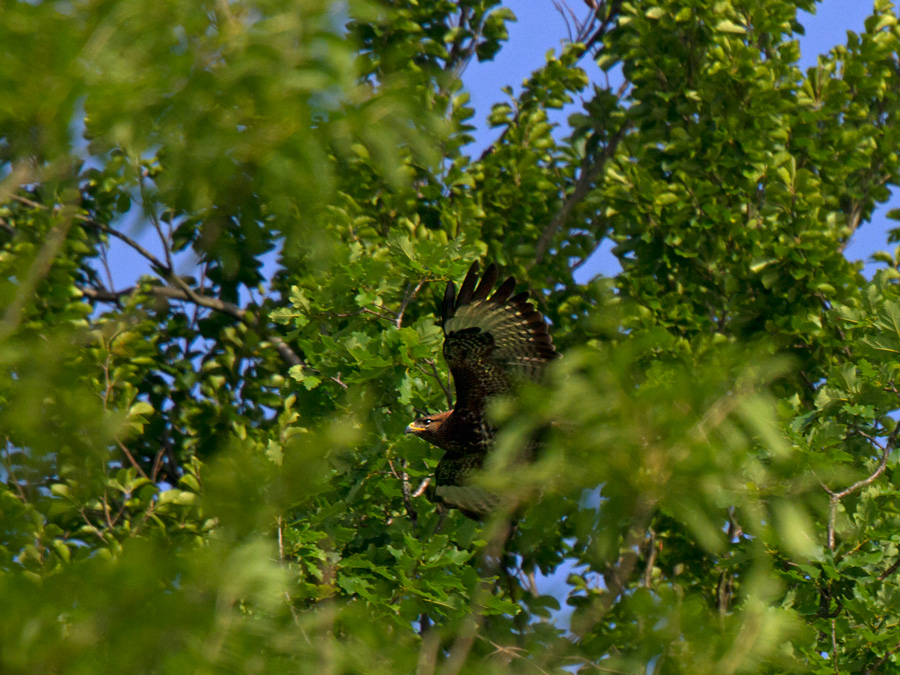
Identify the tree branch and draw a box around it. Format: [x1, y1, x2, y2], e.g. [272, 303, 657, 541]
[532, 123, 629, 266]
[391, 457, 418, 528]
[862, 638, 900, 675]
[878, 557, 900, 582]
[395, 278, 426, 329]
[80, 283, 243, 318]
[583, 0, 624, 54]
[117, 440, 149, 480]
[412, 477, 431, 498]
[823, 427, 898, 551]
[569, 500, 653, 637]
[9, 189, 309, 369]
[423, 358, 453, 409]
[80, 283, 306, 368]
[642, 529, 657, 588]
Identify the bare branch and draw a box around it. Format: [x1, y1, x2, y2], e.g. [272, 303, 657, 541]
[423, 358, 453, 409]
[642, 529, 658, 588]
[583, 0, 624, 54]
[399, 459, 418, 528]
[551, 0, 575, 42]
[396, 278, 427, 329]
[136, 160, 174, 271]
[150, 443, 167, 483]
[80, 281, 307, 368]
[478, 635, 552, 674]
[412, 477, 431, 498]
[11, 194, 189, 298]
[10, 194, 236, 329]
[80, 283, 245, 319]
[85, 214, 171, 275]
[570, 226, 611, 275]
[830, 438, 894, 502]
[117, 440, 150, 480]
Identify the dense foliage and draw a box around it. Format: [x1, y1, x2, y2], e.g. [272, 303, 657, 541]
[3, 0, 900, 671]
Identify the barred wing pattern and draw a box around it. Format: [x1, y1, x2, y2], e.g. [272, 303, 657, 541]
[441, 261, 558, 413]
[405, 261, 558, 519]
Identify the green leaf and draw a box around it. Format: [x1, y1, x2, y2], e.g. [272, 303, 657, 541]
[716, 19, 747, 34]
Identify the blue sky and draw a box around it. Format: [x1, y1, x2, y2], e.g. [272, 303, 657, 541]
[461, 1, 889, 280]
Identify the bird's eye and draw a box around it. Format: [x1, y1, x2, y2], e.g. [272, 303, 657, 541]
[423, 418, 432, 425]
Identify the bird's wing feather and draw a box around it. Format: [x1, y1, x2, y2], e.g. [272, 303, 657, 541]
[442, 261, 558, 411]
[432, 484, 501, 519]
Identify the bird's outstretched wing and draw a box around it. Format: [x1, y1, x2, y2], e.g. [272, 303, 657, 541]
[441, 261, 558, 412]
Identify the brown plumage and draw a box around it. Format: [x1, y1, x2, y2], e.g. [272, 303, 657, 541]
[405, 261, 559, 519]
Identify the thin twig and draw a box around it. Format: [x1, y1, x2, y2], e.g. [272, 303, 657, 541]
[10, 194, 172, 278]
[10, 194, 308, 369]
[831, 619, 840, 675]
[642, 529, 658, 588]
[583, 0, 625, 54]
[863, 638, 900, 675]
[137, 161, 174, 271]
[397, 458, 418, 527]
[412, 477, 431, 498]
[551, 0, 575, 42]
[117, 440, 150, 480]
[80, 284, 246, 320]
[150, 444, 167, 482]
[79, 283, 305, 367]
[99, 239, 116, 291]
[879, 558, 900, 582]
[570, 232, 611, 274]
[823, 428, 896, 551]
[422, 359, 453, 409]
[396, 278, 426, 329]
[101, 492, 114, 529]
[479, 635, 552, 674]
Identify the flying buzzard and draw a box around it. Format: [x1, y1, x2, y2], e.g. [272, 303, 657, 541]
[405, 261, 559, 519]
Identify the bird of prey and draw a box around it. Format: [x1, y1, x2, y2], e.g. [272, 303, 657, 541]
[405, 261, 559, 519]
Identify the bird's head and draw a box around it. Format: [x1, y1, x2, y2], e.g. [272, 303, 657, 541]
[404, 410, 452, 446]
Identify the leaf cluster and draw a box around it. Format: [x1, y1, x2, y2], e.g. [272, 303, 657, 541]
[4, 0, 900, 673]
